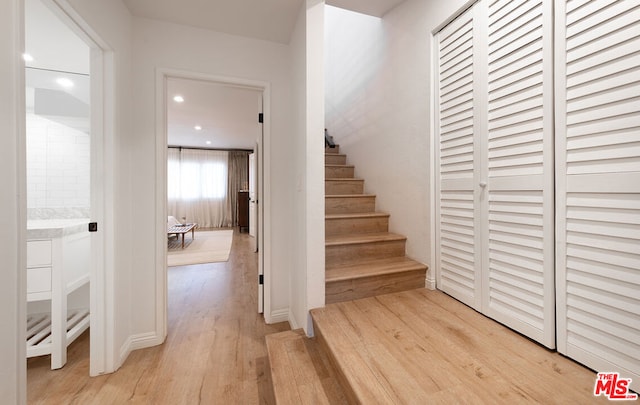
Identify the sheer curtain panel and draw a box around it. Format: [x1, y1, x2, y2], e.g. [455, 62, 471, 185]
[168, 148, 230, 228]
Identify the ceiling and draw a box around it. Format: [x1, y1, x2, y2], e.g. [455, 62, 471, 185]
[167, 78, 262, 150]
[130, 0, 405, 150]
[122, 0, 406, 44]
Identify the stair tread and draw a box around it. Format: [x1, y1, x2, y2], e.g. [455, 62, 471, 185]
[325, 178, 363, 182]
[326, 257, 427, 282]
[266, 329, 349, 404]
[325, 212, 389, 220]
[325, 163, 354, 168]
[326, 232, 406, 246]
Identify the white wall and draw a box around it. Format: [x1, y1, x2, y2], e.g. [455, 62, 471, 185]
[325, 0, 471, 281]
[289, 2, 307, 331]
[0, 0, 27, 401]
[288, 0, 325, 334]
[305, 0, 326, 330]
[131, 17, 297, 332]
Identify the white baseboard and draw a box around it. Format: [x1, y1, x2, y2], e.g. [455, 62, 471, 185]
[425, 265, 436, 290]
[119, 332, 164, 368]
[130, 331, 163, 350]
[288, 309, 298, 330]
[268, 307, 289, 325]
[118, 335, 133, 368]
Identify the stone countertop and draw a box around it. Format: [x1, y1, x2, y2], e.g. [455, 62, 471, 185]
[27, 219, 89, 239]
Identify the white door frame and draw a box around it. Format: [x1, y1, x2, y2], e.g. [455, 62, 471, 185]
[155, 69, 272, 334]
[24, 0, 116, 376]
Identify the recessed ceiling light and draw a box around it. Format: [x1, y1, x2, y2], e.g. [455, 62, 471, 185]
[23, 53, 34, 62]
[173, 95, 184, 103]
[56, 78, 74, 88]
[206, 141, 212, 145]
[194, 125, 202, 131]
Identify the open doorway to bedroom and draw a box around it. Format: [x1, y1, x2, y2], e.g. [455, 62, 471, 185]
[160, 73, 268, 321]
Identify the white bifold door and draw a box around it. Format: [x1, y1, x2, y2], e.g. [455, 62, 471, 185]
[435, 0, 556, 348]
[555, 0, 640, 390]
[436, 0, 640, 388]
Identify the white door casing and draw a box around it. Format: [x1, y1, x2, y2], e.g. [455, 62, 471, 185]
[32, 0, 115, 375]
[156, 69, 272, 325]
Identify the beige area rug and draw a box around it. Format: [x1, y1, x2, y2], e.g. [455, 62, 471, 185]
[167, 230, 233, 267]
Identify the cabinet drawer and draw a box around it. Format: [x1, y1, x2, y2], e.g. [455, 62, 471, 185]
[27, 240, 52, 267]
[27, 267, 52, 294]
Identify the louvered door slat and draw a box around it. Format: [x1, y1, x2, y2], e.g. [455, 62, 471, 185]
[567, 5, 640, 50]
[485, 0, 555, 348]
[436, 5, 481, 309]
[556, 0, 640, 392]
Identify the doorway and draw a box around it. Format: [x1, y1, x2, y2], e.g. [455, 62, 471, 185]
[24, 0, 110, 378]
[157, 70, 271, 335]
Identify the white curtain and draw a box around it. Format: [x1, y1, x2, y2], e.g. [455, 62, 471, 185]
[168, 148, 230, 228]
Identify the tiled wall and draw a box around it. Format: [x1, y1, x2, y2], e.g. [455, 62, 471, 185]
[26, 113, 90, 219]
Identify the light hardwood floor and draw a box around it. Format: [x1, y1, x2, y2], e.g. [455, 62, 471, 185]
[27, 229, 289, 404]
[311, 290, 608, 404]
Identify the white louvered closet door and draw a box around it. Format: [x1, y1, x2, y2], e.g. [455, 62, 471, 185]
[483, 0, 556, 348]
[555, 0, 640, 389]
[436, 5, 482, 311]
[436, 0, 556, 347]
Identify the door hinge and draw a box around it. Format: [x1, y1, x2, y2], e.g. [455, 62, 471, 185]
[258, 113, 264, 123]
[259, 274, 264, 285]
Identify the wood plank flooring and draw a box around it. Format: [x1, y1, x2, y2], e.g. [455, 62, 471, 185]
[311, 288, 608, 404]
[27, 229, 289, 404]
[265, 329, 348, 405]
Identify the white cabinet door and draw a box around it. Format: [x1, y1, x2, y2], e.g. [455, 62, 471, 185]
[555, 0, 640, 390]
[436, 0, 556, 347]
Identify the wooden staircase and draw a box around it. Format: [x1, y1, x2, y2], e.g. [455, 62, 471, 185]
[265, 149, 599, 405]
[324, 145, 427, 304]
